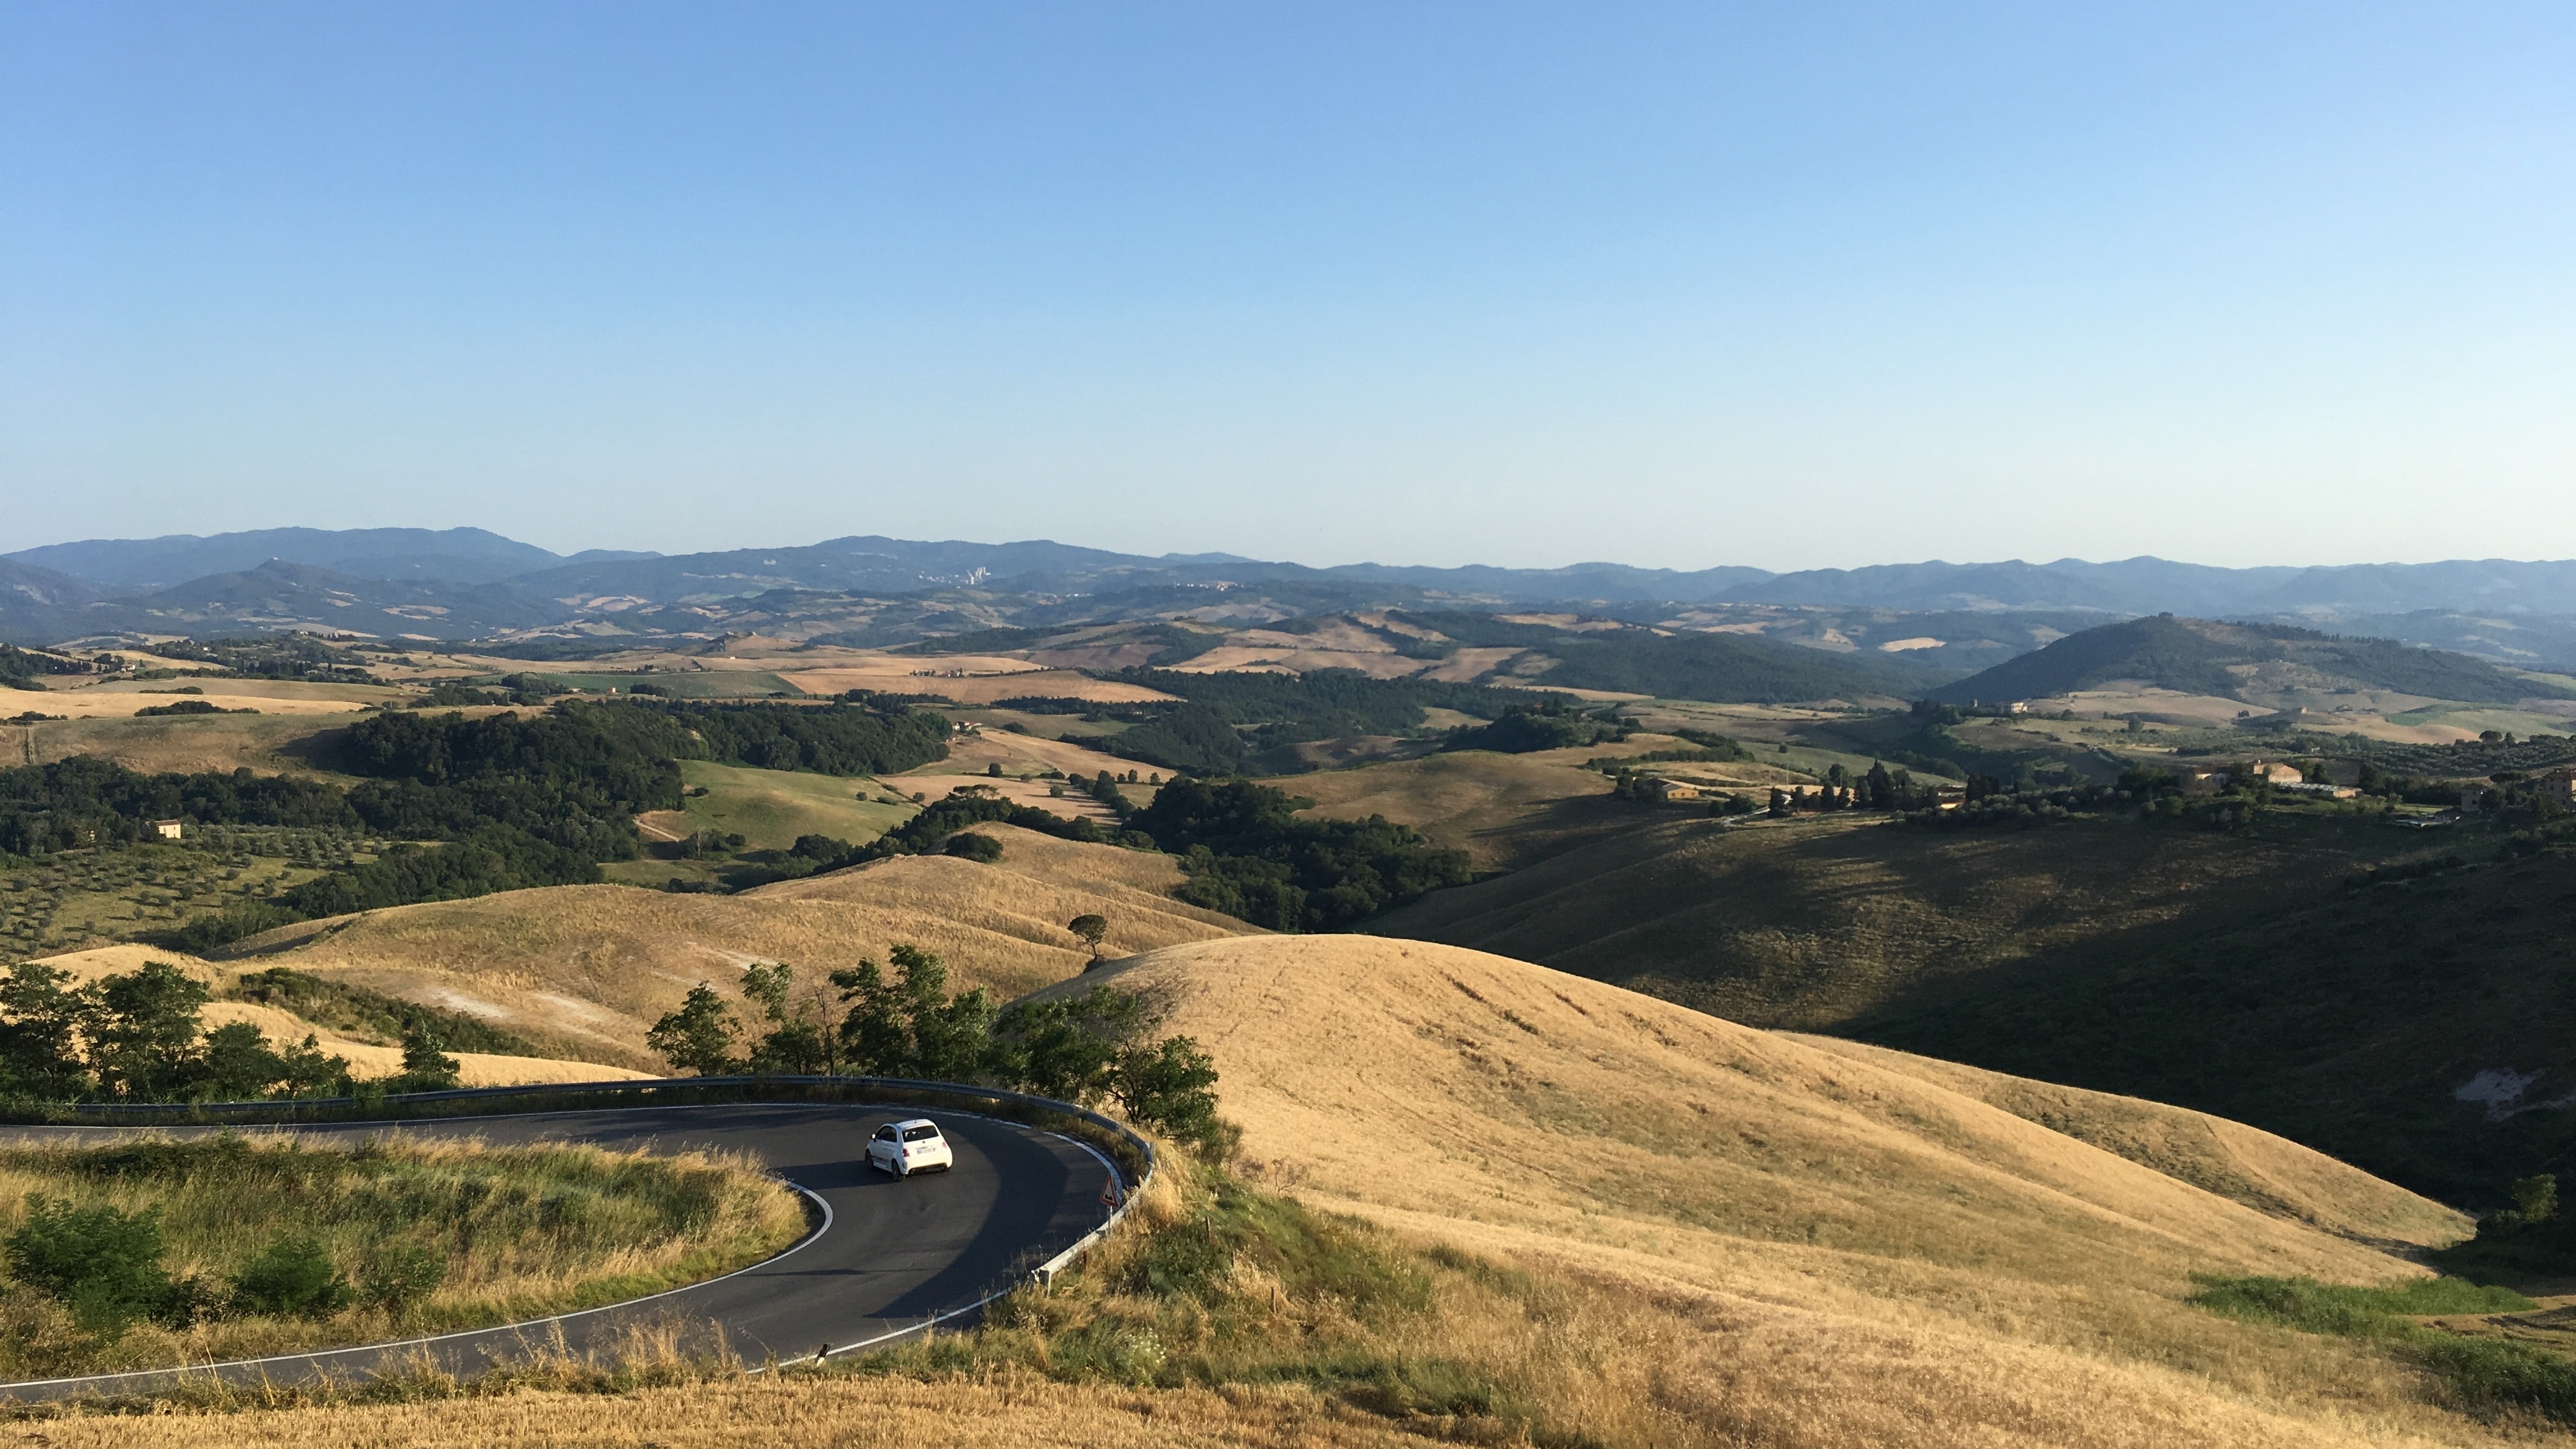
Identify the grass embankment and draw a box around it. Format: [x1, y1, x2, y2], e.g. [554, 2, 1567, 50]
[2194, 1276, 2576, 1427]
[0, 1154, 1853, 1448]
[0, 1133, 804, 1379]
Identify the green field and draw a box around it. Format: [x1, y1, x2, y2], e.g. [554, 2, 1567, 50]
[667, 759, 916, 850]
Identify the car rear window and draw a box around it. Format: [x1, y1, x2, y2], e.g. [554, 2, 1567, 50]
[902, 1126, 942, 1142]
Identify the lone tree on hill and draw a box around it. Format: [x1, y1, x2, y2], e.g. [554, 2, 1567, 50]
[1068, 913, 1108, 963]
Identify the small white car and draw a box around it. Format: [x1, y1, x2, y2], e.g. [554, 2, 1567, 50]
[868, 1119, 954, 1177]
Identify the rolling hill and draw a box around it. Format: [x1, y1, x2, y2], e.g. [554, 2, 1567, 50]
[13, 525, 2576, 671]
[1368, 799, 2576, 1208]
[213, 823, 1252, 1068]
[3, 526, 643, 589]
[1929, 614, 2569, 707]
[1367, 813, 2362, 1031]
[1054, 935, 2486, 1446]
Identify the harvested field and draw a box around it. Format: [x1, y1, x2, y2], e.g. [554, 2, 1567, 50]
[1268, 749, 1623, 871]
[16, 1376, 1433, 1448]
[16, 711, 353, 778]
[778, 658, 1175, 705]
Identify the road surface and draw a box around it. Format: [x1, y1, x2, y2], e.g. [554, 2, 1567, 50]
[0, 1100, 1121, 1400]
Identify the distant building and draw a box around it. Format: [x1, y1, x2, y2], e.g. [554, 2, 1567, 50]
[2172, 766, 2230, 795]
[2250, 762, 2305, 786]
[151, 820, 184, 841]
[2537, 769, 2576, 809]
[1637, 778, 1700, 802]
[2462, 783, 2494, 812]
[2276, 782, 2360, 800]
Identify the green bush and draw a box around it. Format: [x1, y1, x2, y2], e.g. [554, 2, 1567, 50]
[4, 1196, 181, 1337]
[356, 1239, 447, 1316]
[944, 831, 1004, 863]
[229, 1234, 351, 1319]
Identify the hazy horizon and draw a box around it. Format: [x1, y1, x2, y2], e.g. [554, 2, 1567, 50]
[11, 521, 2576, 584]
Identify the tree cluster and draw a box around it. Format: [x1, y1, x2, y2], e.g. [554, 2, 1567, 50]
[855, 784, 1153, 864]
[643, 945, 1224, 1153]
[590, 698, 952, 778]
[1443, 700, 1633, 754]
[150, 636, 385, 686]
[0, 958, 463, 1103]
[0, 758, 352, 856]
[0, 646, 107, 691]
[1765, 760, 1945, 816]
[1130, 777, 1469, 932]
[1061, 666, 1538, 774]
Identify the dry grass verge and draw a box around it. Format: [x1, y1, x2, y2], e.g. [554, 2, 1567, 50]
[4, 1155, 2536, 1448]
[0, 1133, 804, 1379]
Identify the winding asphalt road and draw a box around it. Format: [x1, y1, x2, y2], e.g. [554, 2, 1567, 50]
[0, 1102, 1123, 1401]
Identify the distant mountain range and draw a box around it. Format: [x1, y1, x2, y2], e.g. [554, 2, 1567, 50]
[6, 527, 656, 590]
[7, 529, 2576, 673]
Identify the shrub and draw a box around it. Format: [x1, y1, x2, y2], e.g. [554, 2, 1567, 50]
[229, 1234, 351, 1319]
[392, 1022, 461, 1091]
[4, 1196, 179, 1337]
[945, 831, 1004, 863]
[358, 1239, 447, 1316]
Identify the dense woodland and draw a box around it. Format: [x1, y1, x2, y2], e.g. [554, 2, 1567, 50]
[1129, 778, 1471, 932]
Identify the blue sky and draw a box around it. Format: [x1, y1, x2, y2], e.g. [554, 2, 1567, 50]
[4, 3, 2572, 570]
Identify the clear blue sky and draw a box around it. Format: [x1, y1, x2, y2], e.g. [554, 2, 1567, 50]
[5, 3, 2572, 570]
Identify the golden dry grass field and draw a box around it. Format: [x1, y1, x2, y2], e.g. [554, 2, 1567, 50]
[29, 946, 656, 1087]
[0, 1135, 802, 1380]
[1047, 936, 2520, 1447]
[217, 825, 1250, 1068]
[12, 1376, 1436, 1449]
[774, 656, 1176, 705]
[1273, 735, 1826, 871]
[13, 676, 403, 719]
[11, 711, 353, 778]
[46, 935, 2538, 1448]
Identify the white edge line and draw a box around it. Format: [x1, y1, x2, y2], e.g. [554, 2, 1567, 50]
[799, 1120, 1146, 1366]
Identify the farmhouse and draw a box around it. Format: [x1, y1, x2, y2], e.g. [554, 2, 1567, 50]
[1637, 778, 1700, 802]
[151, 819, 184, 841]
[2172, 766, 2229, 795]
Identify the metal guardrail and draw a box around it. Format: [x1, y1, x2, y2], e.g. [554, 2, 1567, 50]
[49, 1073, 1159, 1292]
